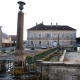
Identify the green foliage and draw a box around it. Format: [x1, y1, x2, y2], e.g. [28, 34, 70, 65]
[26, 47, 59, 64]
[26, 55, 32, 59]
[10, 49, 15, 52]
[1, 49, 6, 53]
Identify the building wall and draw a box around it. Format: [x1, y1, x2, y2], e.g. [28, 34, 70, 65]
[36, 60, 80, 80]
[27, 30, 76, 47]
[2, 37, 12, 47]
[42, 64, 80, 80]
[0, 28, 2, 48]
[2, 37, 11, 43]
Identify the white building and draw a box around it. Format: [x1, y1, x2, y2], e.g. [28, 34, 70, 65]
[2, 33, 12, 47]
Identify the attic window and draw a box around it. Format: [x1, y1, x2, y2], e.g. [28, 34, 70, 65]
[45, 28, 47, 29]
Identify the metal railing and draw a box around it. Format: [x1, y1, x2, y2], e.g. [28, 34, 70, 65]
[27, 37, 76, 40]
[26, 47, 59, 65]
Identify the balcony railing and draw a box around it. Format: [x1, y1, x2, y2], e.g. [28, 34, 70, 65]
[27, 37, 76, 40]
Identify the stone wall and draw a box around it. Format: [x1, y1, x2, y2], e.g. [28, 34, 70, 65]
[39, 63, 80, 80]
[0, 28, 2, 48]
[59, 50, 66, 62]
[0, 60, 6, 72]
[36, 54, 80, 80]
[36, 49, 80, 80]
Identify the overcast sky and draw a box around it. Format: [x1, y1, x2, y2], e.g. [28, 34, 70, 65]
[0, 0, 80, 40]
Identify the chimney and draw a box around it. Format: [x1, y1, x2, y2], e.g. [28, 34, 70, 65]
[51, 22, 52, 27]
[36, 22, 38, 26]
[42, 21, 43, 24]
[56, 22, 58, 27]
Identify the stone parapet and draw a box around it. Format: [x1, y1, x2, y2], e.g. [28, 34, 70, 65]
[40, 62, 80, 80]
[36, 60, 42, 73]
[59, 50, 66, 62]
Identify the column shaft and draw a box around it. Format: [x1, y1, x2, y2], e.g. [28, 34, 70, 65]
[16, 11, 24, 50]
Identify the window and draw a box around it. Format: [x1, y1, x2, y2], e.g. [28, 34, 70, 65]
[38, 34, 41, 38]
[29, 33, 34, 38]
[31, 41, 33, 45]
[54, 34, 56, 38]
[70, 41, 73, 45]
[39, 41, 41, 45]
[62, 34, 65, 39]
[46, 34, 51, 38]
[62, 41, 65, 46]
[70, 34, 73, 38]
[47, 41, 49, 45]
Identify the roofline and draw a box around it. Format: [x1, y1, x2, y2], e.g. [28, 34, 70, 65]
[27, 29, 76, 31]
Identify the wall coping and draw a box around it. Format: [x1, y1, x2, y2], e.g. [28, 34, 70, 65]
[59, 50, 66, 62]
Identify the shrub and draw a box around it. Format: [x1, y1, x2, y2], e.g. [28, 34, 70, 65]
[26, 55, 32, 59]
[1, 49, 6, 53]
[10, 49, 15, 52]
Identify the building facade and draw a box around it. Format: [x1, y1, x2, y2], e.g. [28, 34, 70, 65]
[76, 37, 80, 47]
[27, 23, 76, 48]
[2, 33, 12, 47]
[0, 27, 2, 48]
[9, 35, 17, 46]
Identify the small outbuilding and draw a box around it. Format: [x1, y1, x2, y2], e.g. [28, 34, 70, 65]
[2, 33, 12, 47]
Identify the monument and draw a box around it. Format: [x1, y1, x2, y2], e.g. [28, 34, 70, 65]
[12, 1, 27, 74]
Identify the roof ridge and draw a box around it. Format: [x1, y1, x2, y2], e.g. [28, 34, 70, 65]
[27, 23, 76, 30]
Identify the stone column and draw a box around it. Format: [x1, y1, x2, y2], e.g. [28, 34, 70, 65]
[16, 11, 24, 50]
[13, 1, 26, 68]
[0, 27, 2, 48]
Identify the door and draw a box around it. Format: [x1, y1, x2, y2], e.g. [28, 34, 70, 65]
[53, 41, 57, 46]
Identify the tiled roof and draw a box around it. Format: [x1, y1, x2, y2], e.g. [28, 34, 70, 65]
[27, 23, 76, 30]
[2, 33, 11, 39]
[9, 35, 17, 41]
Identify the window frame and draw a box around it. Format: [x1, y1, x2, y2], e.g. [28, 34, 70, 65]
[62, 41, 65, 46]
[46, 33, 51, 38]
[62, 33, 65, 39]
[31, 41, 33, 45]
[39, 41, 41, 45]
[29, 33, 34, 38]
[70, 34, 73, 38]
[38, 33, 41, 38]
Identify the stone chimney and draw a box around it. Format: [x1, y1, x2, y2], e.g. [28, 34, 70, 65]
[56, 22, 58, 27]
[51, 22, 52, 27]
[42, 21, 43, 24]
[36, 22, 38, 25]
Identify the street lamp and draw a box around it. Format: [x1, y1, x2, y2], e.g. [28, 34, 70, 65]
[58, 34, 59, 46]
